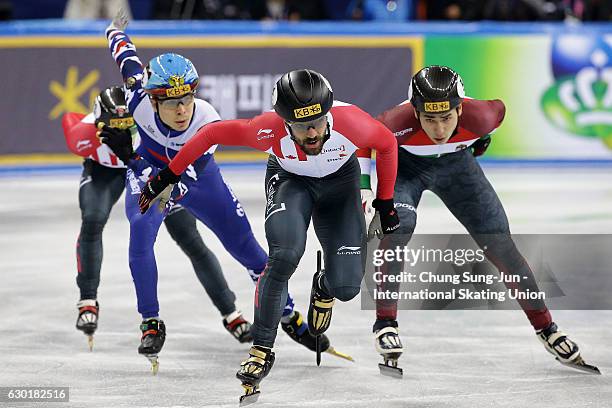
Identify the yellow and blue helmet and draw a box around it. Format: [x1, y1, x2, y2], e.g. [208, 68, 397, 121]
[143, 53, 199, 98]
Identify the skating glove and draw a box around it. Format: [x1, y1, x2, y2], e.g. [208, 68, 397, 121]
[138, 167, 181, 214]
[471, 135, 491, 157]
[361, 189, 376, 228]
[370, 198, 400, 239]
[98, 125, 135, 164]
[107, 8, 129, 33]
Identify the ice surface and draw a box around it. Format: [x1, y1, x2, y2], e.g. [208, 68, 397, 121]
[1, 165, 611, 408]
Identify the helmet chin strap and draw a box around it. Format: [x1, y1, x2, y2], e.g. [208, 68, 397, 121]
[289, 123, 331, 153]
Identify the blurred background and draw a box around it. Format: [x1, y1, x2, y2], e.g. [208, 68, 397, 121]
[0, 0, 610, 169]
[2, 0, 611, 21]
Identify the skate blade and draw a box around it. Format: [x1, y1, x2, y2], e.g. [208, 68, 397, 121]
[87, 335, 94, 352]
[326, 347, 354, 362]
[145, 354, 159, 375]
[239, 384, 260, 406]
[378, 362, 403, 378]
[557, 357, 601, 375]
[316, 335, 321, 366]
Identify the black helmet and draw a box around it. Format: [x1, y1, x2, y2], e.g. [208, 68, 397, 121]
[93, 86, 134, 129]
[409, 66, 465, 114]
[272, 69, 333, 123]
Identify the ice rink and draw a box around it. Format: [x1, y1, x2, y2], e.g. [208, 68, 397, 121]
[1, 163, 611, 408]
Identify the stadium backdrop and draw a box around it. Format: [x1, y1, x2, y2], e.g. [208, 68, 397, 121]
[0, 21, 610, 168]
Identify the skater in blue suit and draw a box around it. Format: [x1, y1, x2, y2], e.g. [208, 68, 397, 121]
[103, 10, 328, 372]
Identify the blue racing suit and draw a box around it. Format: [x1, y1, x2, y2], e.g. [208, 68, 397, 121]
[106, 27, 295, 319]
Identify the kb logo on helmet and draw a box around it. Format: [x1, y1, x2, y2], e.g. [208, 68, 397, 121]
[168, 75, 185, 87]
[166, 75, 191, 98]
[424, 101, 450, 113]
[294, 103, 322, 119]
[166, 85, 191, 98]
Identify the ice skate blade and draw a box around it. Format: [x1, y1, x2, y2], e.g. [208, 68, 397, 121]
[239, 384, 260, 406]
[145, 354, 159, 375]
[378, 362, 403, 378]
[557, 357, 601, 375]
[326, 347, 354, 362]
[316, 335, 321, 366]
[87, 335, 94, 352]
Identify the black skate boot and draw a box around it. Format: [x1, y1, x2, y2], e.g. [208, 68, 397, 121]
[307, 251, 335, 365]
[537, 322, 600, 374]
[307, 258, 334, 337]
[282, 310, 329, 352]
[138, 318, 166, 375]
[236, 345, 275, 406]
[374, 319, 403, 378]
[282, 310, 354, 362]
[76, 299, 99, 351]
[223, 311, 253, 343]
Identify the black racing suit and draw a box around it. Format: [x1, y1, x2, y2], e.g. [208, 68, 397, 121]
[252, 155, 366, 347]
[373, 149, 551, 330]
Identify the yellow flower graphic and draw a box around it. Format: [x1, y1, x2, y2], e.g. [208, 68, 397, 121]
[49, 66, 100, 119]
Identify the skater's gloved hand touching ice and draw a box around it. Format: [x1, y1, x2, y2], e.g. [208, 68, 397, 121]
[471, 135, 491, 157]
[107, 8, 129, 32]
[361, 188, 376, 230]
[98, 125, 135, 164]
[368, 198, 400, 239]
[138, 167, 180, 214]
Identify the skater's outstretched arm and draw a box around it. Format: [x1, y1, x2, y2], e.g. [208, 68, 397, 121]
[138, 112, 282, 213]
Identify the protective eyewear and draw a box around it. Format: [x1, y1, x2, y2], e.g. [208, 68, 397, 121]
[155, 93, 195, 109]
[287, 116, 328, 133]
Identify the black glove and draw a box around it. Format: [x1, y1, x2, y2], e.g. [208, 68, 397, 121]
[372, 198, 400, 235]
[99, 125, 135, 163]
[138, 167, 181, 214]
[471, 135, 491, 157]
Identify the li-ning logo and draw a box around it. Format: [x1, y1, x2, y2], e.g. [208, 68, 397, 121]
[76, 140, 91, 152]
[294, 103, 321, 119]
[424, 101, 450, 112]
[257, 129, 274, 140]
[337, 245, 361, 255]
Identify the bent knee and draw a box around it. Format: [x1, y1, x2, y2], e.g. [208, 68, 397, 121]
[266, 247, 304, 282]
[331, 285, 360, 302]
[269, 247, 302, 269]
[79, 220, 106, 240]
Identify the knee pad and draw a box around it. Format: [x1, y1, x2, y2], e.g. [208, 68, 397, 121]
[330, 285, 360, 302]
[266, 247, 302, 282]
[79, 220, 105, 241]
